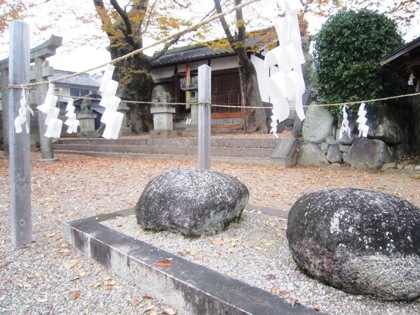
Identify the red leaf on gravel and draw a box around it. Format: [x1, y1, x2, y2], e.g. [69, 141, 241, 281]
[154, 259, 172, 267]
[72, 290, 81, 300]
[131, 298, 139, 307]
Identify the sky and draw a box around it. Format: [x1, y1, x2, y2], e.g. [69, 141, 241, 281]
[1, 0, 419, 74]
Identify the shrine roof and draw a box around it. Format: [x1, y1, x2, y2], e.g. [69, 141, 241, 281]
[52, 70, 100, 88]
[151, 28, 276, 68]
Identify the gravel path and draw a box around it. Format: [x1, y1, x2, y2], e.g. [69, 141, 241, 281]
[0, 152, 419, 314]
[103, 210, 420, 315]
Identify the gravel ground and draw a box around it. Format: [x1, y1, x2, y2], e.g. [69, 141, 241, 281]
[0, 152, 419, 315]
[103, 210, 420, 315]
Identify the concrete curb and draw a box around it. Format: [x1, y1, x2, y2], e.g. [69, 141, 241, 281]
[63, 207, 321, 315]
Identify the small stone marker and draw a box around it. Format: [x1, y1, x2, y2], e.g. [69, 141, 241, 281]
[135, 168, 249, 237]
[270, 138, 298, 167]
[287, 188, 420, 301]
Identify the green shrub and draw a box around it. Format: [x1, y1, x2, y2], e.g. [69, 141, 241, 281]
[313, 9, 408, 120]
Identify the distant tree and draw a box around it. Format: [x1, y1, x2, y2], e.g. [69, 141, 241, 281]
[313, 9, 409, 119]
[93, 0, 198, 132]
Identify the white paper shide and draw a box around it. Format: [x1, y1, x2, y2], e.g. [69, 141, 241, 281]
[99, 64, 124, 139]
[64, 98, 80, 133]
[265, 0, 306, 137]
[357, 102, 369, 137]
[339, 105, 351, 139]
[14, 89, 34, 134]
[37, 83, 62, 138]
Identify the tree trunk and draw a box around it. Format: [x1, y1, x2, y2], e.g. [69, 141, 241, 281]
[109, 47, 153, 133]
[236, 49, 268, 133]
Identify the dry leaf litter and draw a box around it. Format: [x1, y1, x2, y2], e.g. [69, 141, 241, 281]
[0, 152, 419, 314]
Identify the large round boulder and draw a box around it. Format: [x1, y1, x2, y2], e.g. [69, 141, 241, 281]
[135, 168, 249, 237]
[286, 188, 420, 301]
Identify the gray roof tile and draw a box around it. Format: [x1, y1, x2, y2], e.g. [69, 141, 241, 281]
[52, 70, 101, 88]
[151, 33, 273, 67]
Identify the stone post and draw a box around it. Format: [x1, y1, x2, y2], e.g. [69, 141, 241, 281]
[150, 106, 176, 137]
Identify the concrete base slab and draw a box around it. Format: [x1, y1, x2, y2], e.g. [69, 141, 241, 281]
[63, 208, 319, 315]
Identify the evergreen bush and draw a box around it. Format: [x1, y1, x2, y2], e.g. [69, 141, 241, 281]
[313, 9, 409, 120]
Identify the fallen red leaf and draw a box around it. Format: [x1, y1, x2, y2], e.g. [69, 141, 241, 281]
[104, 284, 113, 290]
[154, 259, 172, 267]
[131, 298, 139, 307]
[72, 290, 81, 300]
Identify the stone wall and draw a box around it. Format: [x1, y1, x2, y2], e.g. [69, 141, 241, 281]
[295, 103, 411, 170]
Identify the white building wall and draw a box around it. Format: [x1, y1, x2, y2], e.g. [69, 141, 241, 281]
[151, 56, 240, 83]
[151, 66, 176, 82]
[209, 56, 239, 71]
[178, 60, 208, 73]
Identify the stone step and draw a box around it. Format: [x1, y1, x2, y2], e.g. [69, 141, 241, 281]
[53, 137, 299, 167]
[54, 137, 280, 148]
[54, 143, 275, 158]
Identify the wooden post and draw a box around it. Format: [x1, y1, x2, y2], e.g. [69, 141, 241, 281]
[8, 21, 32, 247]
[198, 65, 211, 170]
[1, 69, 9, 155]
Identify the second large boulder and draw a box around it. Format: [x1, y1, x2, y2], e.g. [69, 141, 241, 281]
[287, 188, 420, 301]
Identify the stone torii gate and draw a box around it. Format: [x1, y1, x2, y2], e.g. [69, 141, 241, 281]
[0, 34, 62, 159]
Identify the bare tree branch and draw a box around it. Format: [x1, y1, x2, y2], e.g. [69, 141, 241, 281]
[213, 0, 235, 42]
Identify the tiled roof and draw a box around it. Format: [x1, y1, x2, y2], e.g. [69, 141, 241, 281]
[380, 36, 420, 77]
[151, 44, 232, 67]
[52, 70, 101, 88]
[151, 32, 274, 67]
